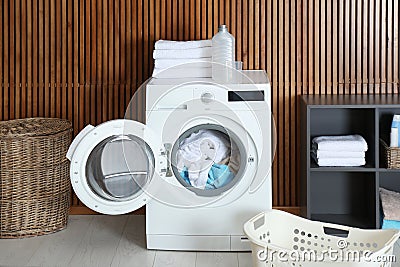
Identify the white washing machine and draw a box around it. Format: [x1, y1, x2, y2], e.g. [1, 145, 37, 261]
[66, 70, 272, 251]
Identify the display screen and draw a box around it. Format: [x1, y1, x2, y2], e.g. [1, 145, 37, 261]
[228, 90, 265, 102]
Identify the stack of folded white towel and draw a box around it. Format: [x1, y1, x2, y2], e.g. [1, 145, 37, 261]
[311, 135, 368, 167]
[152, 39, 212, 79]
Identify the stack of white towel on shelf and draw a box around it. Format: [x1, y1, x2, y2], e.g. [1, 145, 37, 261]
[152, 39, 212, 79]
[311, 134, 368, 167]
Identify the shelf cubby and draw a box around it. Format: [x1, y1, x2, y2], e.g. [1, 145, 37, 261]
[301, 95, 400, 229]
[379, 172, 400, 193]
[309, 172, 377, 229]
[378, 108, 400, 168]
[309, 108, 376, 168]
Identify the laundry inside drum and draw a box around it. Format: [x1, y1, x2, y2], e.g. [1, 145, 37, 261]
[174, 127, 242, 191]
[85, 135, 155, 201]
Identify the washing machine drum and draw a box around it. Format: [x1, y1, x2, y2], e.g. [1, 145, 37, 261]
[170, 124, 250, 198]
[85, 135, 155, 201]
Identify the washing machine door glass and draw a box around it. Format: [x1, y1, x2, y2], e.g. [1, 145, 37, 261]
[69, 119, 165, 215]
[86, 134, 154, 201]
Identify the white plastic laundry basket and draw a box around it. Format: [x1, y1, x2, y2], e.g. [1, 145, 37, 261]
[244, 210, 400, 267]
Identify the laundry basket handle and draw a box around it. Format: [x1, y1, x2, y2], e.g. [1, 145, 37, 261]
[321, 222, 351, 238]
[244, 212, 266, 232]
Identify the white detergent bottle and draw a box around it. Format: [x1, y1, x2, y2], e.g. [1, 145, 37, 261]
[212, 25, 235, 83]
[390, 115, 400, 147]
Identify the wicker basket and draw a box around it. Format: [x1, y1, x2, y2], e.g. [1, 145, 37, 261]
[380, 139, 400, 169]
[0, 118, 72, 238]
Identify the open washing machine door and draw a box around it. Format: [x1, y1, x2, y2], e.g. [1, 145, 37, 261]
[66, 119, 167, 215]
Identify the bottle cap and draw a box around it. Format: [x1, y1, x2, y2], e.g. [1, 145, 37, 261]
[218, 25, 228, 31]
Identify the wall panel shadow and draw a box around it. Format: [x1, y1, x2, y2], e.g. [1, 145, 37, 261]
[0, 0, 399, 214]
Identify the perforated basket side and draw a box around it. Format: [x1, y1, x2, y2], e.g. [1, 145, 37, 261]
[244, 210, 400, 267]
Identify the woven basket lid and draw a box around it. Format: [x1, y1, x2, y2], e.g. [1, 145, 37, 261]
[0, 118, 72, 138]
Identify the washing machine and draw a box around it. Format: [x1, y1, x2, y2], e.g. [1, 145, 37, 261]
[66, 70, 272, 251]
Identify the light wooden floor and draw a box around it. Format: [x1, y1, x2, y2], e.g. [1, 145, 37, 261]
[0, 215, 398, 267]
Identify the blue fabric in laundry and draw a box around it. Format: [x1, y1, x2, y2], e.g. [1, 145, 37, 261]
[179, 164, 234, 189]
[180, 167, 192, 185]
[382, 219, 400, 230]
[205, 164, 234, 189]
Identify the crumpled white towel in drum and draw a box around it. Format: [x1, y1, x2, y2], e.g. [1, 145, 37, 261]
[177, 129, 230, 189]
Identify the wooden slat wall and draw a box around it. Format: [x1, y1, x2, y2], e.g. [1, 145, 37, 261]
[1, 0, 399, 214]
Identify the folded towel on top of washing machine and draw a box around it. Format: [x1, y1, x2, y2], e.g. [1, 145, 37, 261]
[154, 39, 212, 50]
[153, 47, 213, 59]
[176, 129, 231, 189]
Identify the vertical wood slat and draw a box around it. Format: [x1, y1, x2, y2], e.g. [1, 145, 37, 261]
[350, 0, 356, 94]
[61, 0, 66, 118]
[356, 0, 362, 92]
[15, 0, 21, 118]
[302, 0, 307, 94]
[38, 0, 43, 116]
[295, 0, 302, 207]
[50, 0, 56, 117]
[339, 0, 344, 93]
[0, 0, 2, 119]
[90, 0, 96, 124]
[85, 0, 91, 125]
[27, 0, 32, 117]
[278, 0, 284, 205]
[344, 0, 350, 93]
[308, 0, 313, 93]
[78, 0, 85, 188]
[255, 0, 260, 69]
[108, 0, 113, 120]
[1, 0, 400, 214]
[332, 0, 338, 94]
[387, 0, 393, 93]
[314, 0, 320, 92]
[113, 2, 119, 119]
[394, 0, 399, 93]
[369, 0, 375, 93]
[44, 0, 49, 117]
[73, 0, 79, 135]
[290, 0, 296, 206]
[33, 0, 38, 116]
[55, 0, 61, 117]
[320, 0, 326, 93]
[271, 0, 278, 206]
[284, 0, 290, 205]
[120, 0, 126, 118]
[362, 0, 368, 93]
[381, 0, 387, 93]
[126, 0, 132, 109]
[103, 0, 108, 121]
[9, 0, 15, 118]
[375, 0, 381, 92]
[22, 0, 28, 117]
[3, 0, 9, 119]
[96, 0, 102, 124]
[326, 0, 332, 94]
